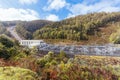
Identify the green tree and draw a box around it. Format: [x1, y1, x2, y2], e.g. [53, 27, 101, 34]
[0, 43, 10, 59]
[0, 35, 14, 48]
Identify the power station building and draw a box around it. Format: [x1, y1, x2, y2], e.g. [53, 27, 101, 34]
[19, 40, 46, 48]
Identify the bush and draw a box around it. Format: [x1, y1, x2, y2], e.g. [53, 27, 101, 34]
[0, 67, 38, 80]
[59, 50, 67, 59]
[0, 43, 10, 59]
[37, 58, 47, 68]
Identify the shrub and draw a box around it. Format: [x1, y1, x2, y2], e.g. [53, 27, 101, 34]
[0, 67, 38, 80]
[0, 43, 10, 59]
[59, 50, 66, 59]
[37, 58, 47, 68]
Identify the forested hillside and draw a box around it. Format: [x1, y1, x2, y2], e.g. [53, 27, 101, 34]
[0, 22, 11, 37]
[33, 12, 120, 44]
[15, 12, 120, 44]
[15, 20, 53, 39]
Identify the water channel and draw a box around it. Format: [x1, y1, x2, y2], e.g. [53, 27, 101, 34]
[38, 42, 120, 56]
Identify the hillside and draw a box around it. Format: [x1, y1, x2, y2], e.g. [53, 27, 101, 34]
[0, 22, 12, 37]
[33, 12, 120, 44]
[1, 21, 20, 27]
[14, 12, 120, 44]
[15, 20, 53, 39]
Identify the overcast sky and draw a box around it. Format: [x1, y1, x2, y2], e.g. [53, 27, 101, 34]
[0, 0, 120, 21]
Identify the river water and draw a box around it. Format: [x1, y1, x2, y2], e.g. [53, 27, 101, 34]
[38, 42, 120, 56]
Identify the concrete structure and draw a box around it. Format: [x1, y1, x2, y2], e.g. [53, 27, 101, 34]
[20, 40, 45, 48]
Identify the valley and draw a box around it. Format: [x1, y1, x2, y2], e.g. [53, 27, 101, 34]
[0, 12, 120, 80]
[4, 12, 120, 57]
[1, 0, 120, 80]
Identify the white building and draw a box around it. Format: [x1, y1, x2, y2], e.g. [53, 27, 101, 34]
[20, 40, 46, 48]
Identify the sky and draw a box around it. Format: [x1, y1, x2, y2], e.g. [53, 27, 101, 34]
[0, 0, 120, 21]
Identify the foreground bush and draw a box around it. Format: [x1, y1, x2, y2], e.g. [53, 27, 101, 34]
[36, 52, 120, 80]
[0, 67, 38, 80]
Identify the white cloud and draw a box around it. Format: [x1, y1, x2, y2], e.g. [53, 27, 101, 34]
[66, 13, 75, 19]
[0, 8, 39, 21]
[46, 14, 59, 21]
[19, 0, 38, 4]
[67, 0, 120, 18]
[43, 0, 68, 11]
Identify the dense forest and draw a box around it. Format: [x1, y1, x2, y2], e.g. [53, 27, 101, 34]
[15, 12, 120, 44]
[34, 12, 120, 43]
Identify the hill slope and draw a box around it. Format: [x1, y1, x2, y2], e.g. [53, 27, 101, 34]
[33, 12, 120, 44]
[14, 12, 120, 44]
[15, 20, 53, 39]
[0, 22, 12, 37]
